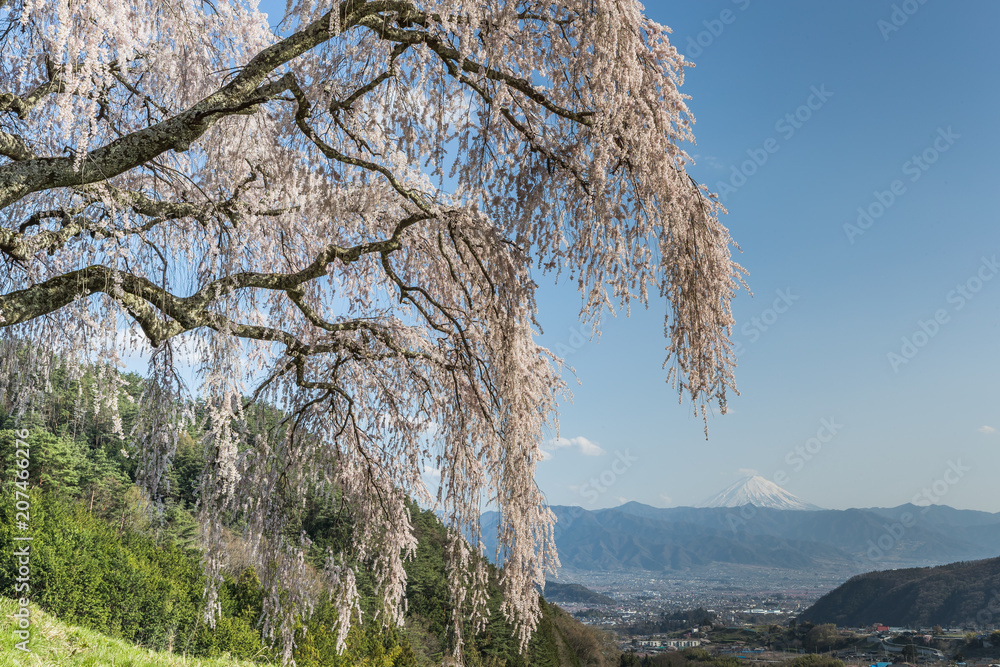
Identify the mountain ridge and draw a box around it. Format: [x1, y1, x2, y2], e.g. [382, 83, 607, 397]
[699, 474, 823, 510]
[482, 502, 1000, 573]
[799, 556, 1000, 628]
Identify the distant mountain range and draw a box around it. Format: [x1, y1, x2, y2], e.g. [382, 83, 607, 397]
[800, 557, 1000, 628]
[700, 474, 822, 511]
[482, 500, 1000, 573]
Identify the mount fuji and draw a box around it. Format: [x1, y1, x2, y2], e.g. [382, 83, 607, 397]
[700, 474, 823, 510]
[479, 496, 1000, 573]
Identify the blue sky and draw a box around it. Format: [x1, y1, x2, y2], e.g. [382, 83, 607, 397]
[531, 0, 1000, 512]
[161, 0, 999, 513]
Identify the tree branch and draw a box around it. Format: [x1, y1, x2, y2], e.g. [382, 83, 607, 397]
[0, 131, 35, 161]
[355, 12, 595, 127]
[0, 210, 428, 348]
[0, 1, 397, 208]
[0, 58, 66, 119]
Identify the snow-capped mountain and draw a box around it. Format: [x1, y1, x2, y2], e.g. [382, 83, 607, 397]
[700, 474, 822, 510]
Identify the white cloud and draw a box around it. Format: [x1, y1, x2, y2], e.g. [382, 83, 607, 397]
[659, 493, 673, 505]
[979, 425, 996, 434]
[540, 436, 605, 459]
[422, 464, 441, 479]
[691, 153, 726, 170]
[737, 467, 759, 477]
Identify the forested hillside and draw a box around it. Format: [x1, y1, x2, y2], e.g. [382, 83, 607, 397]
[0, 357, 616, 666]
[543, 583, 616, 606]
[800, 557, 1000, 628]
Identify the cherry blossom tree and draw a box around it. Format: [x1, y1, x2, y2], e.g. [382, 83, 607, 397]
[0, 0, 745, 660]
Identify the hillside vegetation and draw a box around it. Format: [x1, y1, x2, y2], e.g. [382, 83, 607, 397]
[543, 582, 616, 606]
[619, 645, 845, 667]
[800, 557, 1000, 628]
[0, 596, 259, 667]
[0, 356, 617, 666]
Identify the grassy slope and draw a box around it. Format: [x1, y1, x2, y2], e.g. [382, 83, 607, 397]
[0, 597, 267, 667]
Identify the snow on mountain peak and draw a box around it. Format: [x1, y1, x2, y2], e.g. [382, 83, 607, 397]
[700, 474, 822, 510]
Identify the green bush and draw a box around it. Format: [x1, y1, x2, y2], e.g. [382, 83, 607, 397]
[0, 489, 203, 650]
[194, 615, 268, 660]
[0, 489, 273, 660]
[788, 654, 845, 667]
[681, 648, 714, 662]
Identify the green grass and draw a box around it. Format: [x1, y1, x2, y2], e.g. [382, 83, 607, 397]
[0, 597, 269, 667]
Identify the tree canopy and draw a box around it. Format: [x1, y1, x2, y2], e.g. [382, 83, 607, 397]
[0, 0, 744, 660]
